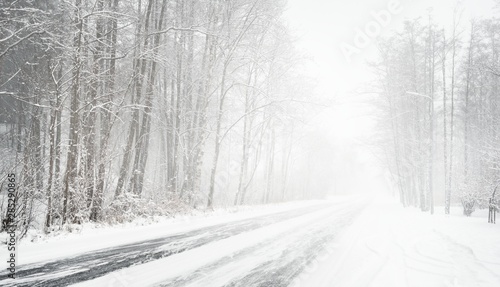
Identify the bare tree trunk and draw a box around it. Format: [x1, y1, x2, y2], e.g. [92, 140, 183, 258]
[427, 19, 435, 214]
[463, 22, 475, 184]
[85, 0, 106, 219]
[188, 18, 216, 202]
[448, 18, 458, 211]
[281, 125, 293, 201]
[442, 32, 450, 215]
[63, 0, 84, 224]
[181, 0, 196, 199]
[235, 66, 254, 205]
[264, 128, 275, 204]
[166, 78, 176, 193]
[46, 97, 56, 229]
[207, 64, 229, 208]
[45, 63, 62, 229]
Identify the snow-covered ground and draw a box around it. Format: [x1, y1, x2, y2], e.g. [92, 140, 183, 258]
[294, 197, 500, 287]
[0, 197, 361, 286]
[1, 199, 330, 267]
[1, 196, 499, 287]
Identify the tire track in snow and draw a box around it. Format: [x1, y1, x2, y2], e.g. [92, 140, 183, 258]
[0, 203, 332, 287]
[157, 202, 366, 287]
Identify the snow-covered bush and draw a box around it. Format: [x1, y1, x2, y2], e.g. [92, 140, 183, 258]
[460, 193, 476, 217]
[458, 173, 494, 216]
[102, 193, 190, 224]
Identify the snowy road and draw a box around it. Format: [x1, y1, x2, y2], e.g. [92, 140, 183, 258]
[0, 200, 365, 287]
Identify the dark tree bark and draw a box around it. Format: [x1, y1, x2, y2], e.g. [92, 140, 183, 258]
[63, 0, 84, 224]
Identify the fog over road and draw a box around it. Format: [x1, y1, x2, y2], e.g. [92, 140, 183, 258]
[0, 199, 366, 287]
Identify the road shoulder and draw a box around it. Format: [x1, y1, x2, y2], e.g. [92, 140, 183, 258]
[292, 198, 500, 287]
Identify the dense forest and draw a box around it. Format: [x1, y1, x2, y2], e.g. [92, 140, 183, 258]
[0, 0, 326, 236]
[375, 11, 500, 216]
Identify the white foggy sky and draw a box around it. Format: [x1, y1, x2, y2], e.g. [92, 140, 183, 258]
[282, 0, 497, 194]
[284, 0, 496, 95]
[283, 0, 497, 140]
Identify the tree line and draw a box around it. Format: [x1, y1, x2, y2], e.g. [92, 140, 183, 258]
[375, 10, 500, 215]
[0, 0, 320, 236]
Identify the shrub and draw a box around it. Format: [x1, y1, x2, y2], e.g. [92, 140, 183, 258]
[102, 193, 190, 224]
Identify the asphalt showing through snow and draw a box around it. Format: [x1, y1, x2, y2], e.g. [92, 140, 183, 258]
[158, 203, 363, 287]
[0, 201, 365, 287]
